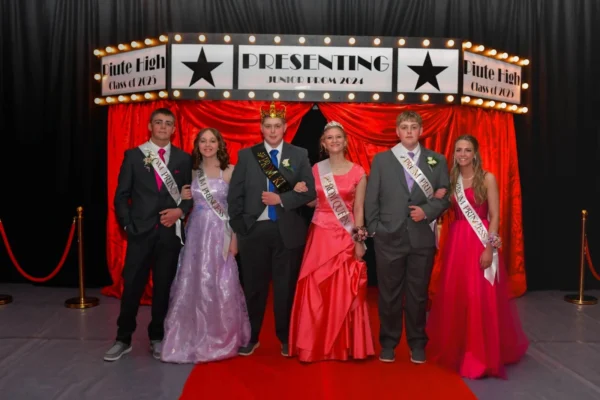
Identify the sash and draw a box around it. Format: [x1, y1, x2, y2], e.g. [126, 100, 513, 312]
[251, 145, 292, 193]
[196, 167, 232, 261]
[391, 144, 438, 246]
[455, 175, 499, 285]
[317, 160, 366, 250]
[138, 142, 183, 244]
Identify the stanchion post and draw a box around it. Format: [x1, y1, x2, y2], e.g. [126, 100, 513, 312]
[0, 218, 13, 305]
[65, 207, 100, 309]
[564, 210, 598, 305]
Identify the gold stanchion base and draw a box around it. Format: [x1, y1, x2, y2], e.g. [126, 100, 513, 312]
[0, 294, 13, 305]
[564, 294, 598, 305]
[65, 296, 100, 309]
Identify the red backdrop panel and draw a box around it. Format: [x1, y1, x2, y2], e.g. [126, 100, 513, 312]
[102, 101, 525, 303]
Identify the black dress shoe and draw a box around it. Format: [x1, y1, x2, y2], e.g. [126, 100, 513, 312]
[238, 342, 260, 356]
[281, 343, 289, 357]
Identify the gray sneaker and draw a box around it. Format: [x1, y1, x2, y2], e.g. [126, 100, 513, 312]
[379, 348, 395, 363]
[410, 348, 426, 364]
[103, 341, 132, 361]
[150, 340, 162, 360]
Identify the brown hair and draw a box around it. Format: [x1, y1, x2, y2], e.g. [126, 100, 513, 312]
[396, 110, 422, 127]
[191, 128, 230, 170]
[150, 107, 175, 123]
[450, 134, 487, 204]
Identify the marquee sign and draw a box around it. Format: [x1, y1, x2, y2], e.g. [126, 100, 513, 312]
[93, 34, 529, 113]
[101, 45, 167, 96]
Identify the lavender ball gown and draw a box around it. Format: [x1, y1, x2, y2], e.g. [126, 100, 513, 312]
[161, 170, 250, 363]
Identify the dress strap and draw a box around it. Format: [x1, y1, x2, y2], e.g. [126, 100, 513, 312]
[219, 168, 223, 179]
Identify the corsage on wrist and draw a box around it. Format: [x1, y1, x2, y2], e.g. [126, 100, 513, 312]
[352, 226, 372, 242]
[487, 233, 502, 249]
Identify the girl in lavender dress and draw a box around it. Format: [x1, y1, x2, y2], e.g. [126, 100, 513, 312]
[161, 128, 250, 363]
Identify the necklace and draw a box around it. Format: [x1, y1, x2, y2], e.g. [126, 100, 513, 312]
[461, 174, 475, 180]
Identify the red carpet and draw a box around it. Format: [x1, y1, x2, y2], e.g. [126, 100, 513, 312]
[180, 288, 476, 400]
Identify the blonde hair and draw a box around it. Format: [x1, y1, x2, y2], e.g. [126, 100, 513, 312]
[450, 134, 487, 204]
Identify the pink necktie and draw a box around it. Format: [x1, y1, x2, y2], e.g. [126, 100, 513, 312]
[155, 148, 166, 191]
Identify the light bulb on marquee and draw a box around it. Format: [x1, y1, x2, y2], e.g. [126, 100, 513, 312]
[248, 91, 255, 98]
[398, 38, 406, 46]
[249, 35, 256, 43]
[372, 93, 380, 100]
[174, 34, 182, 42]
[273, 92, 280, 99]
[118, 95, 126, 102]
[94, 98, 102, 104]
[348, 93, 355, 100]
[446, 95, 454, 102]
[224, 35, 231, 43]
[298, 92, 305, 99]
[144, 38, 154, 46]
[462, 96, 471, 103]
[299, 37, 306, 44]
[159, 35, 168, 42]
[274, 36, 281, 44]
[199, 35, 206, 42]
[131, 94, 139, 101]
[422, 94, 430, 102]
[198, 91, 206, 98]
[520, 107, 528, 113]
[522, 83, 529, 89]
[446, 40, 455, 47]
[159, 91, 167, 98]
[463, 41, 472, 48]
[323, 92, 330, 99]
[373, 38, 381, 46]
[94, 74, 101, 81]
[223, 91, 230, 98]
[422, 39, 430, 47]
[349, 38, 356, 45]
[144, 93, 152, 99]
[173, 90, 180, 98]
[324, 37, 331, 44]
[397, 94, 405, 101]
[131, 41, 140, 48]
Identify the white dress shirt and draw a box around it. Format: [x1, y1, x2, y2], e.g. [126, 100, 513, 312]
[257, 141, 283, 221]
[148, 139, 171, 165]
[396, 142, 421, 164]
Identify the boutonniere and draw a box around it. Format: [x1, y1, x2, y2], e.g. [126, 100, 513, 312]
[143, 150, 157, 171]
[281, 158, 294, 172]
[426, 156, 439, 168]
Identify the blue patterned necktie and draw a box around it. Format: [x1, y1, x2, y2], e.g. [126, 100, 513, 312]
[268, 149, 279, 221]
[404, 151, 415, 191]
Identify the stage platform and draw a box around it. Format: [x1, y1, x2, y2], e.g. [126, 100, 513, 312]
[1, 283, 599, 399]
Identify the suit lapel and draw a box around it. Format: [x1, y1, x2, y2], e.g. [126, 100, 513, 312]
[410, 147, 434, 196]
[389, 150, 411, 194]
[279, 143, 294, 182]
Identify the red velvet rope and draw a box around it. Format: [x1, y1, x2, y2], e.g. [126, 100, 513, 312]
[585, 236, 600, 281]
[0, 219, 76, 283]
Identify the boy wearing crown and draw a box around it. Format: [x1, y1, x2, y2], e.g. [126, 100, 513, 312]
[227, 102, 316, 356]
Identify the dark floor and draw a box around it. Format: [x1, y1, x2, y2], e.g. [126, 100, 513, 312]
[1, 284, 599, 399]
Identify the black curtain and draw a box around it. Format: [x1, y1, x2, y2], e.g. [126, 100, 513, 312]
[1, 0, 599, 291]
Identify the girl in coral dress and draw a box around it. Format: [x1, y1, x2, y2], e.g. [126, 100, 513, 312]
[426, 134, 528, 379]
[288, 121, 374, 362]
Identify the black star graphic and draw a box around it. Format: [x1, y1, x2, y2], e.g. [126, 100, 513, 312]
[182, 48, 223, 87]
[408, 52, 448, 91]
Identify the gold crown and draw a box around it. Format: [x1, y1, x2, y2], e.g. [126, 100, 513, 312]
[260, 102, 286, 120]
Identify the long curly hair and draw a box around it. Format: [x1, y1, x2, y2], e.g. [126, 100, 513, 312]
[191, 128, 230, 170]
[450, 134, 487, 204]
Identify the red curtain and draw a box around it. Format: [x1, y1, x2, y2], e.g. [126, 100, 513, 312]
[318, 103, 526, 298]
[102, 101, 526, 303]
[102, 100, 313, 303]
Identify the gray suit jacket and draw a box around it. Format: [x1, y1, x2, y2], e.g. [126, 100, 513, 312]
[365, 146, 450, 250]
[227, 142, 316, 249]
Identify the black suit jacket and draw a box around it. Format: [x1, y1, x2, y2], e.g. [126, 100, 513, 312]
[114, 144, 192, 236]
[227, 142, 316, 249]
